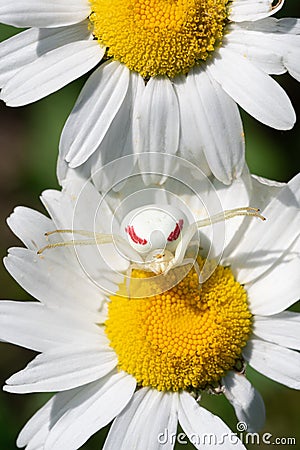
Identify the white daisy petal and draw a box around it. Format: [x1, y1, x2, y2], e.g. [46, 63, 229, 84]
[53, 171, 114, 231]
[253, 312, 300, 350]
[1, 40, 104, 106]
[103, 388, 178, 450]
[40, 189, 77, 232]
[40, 182, 128, 291]
[243, 339, 300, 390]
[210, 173, 252, 252]
[0, 21, 92, 86]
[225, 25, 285, 75]
[41, 179, 128, 268]
[182, 67, 245, 184]
[229, 18, 300, 82]
[173, 75, 211, 178]
[247, 236, 300, 315]
[222, 172, 284, 258]
[4, 248, 105, 318]
[57, 150, 92, 189]
[0, 302, 100, 352]
[223, 371, 265, 432]
[86, 72, 143, 191]
[39, 195, 126, 292]
[17, 393, 61, 449]
[229, 0, 284, 22]
[229, 173, 300, 283]
[284, 49, 300, 82]
[250, 174, 285, 208]
[41, 177, 103, 231]
[56, 156, 106, 218]
[134, 77, 180, 185]
[61, 61, 130, 168]
[134, 76, 179, 155]
[4, 345, 117, 393]
[44, 372, 136, 450]
[196, 170, 252, 260]
[132, 81, 173, 186]
[278, 17, 300, 34]
[178, 392, 246, 449]
[17, 373, 136, 449]
[0, 0, 90, 28]
[7, 206, 54, 251]
[95, 72, 141, 165]
[208, 47, 296, 130]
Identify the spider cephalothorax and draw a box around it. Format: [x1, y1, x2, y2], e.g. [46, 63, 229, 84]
[121, 205, 187, 254]
[119, 205, 190, 274]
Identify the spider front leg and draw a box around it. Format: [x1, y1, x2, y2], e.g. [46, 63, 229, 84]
[126, 262, 140, 298]
[170, 257, 202, 286]
[125, 261, 154, 298]
[164, 225, 200, 273]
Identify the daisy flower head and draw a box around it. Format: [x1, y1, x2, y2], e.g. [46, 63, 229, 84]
[0, 0, 299, 184]
[1, 154, 300, 450]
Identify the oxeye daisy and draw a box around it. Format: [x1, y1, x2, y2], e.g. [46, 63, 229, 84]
[0, 0, 299, 183]
[1, 157, 299, 450]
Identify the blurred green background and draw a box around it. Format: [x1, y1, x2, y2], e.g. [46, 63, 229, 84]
[0, 3, 300, 449]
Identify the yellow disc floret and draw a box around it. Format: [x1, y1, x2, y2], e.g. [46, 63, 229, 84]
[106, 257, 252, 392]
[89, 0, 229, 78]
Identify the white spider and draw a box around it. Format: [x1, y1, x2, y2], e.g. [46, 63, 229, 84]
[38, 205, 265, 279]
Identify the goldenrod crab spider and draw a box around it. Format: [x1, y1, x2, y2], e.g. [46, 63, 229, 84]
[38, 205, 265, 279]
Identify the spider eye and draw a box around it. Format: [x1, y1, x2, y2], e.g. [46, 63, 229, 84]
[121, 205, 188, 254]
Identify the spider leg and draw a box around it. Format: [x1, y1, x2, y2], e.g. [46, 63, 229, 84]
[45, 229, 96, 238]
[195, 207, 265, 229]
[126, 264, 134, 298]
[170, 223, 198, 270]
[181, 257, 202, 285]
[37, 238, 101, 255]
[125, 262, 150, 298]
[38, 232, 134, 257]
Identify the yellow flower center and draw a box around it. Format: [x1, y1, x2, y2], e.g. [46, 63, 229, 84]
[106, 257, 252, 392]
[89, 0, 229, 78]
